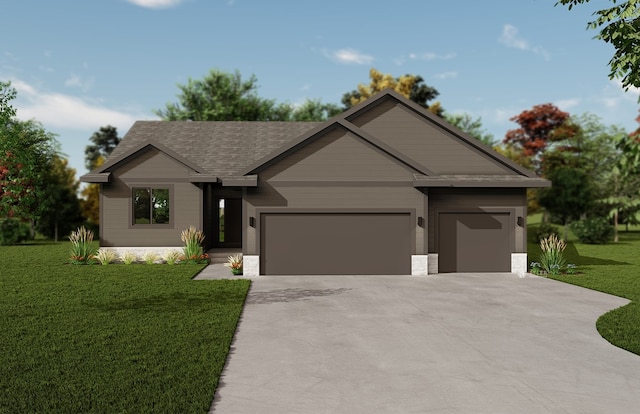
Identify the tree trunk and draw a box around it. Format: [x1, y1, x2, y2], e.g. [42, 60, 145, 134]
[614, 209, 619, 243]
[563, 219, 569, 241]
[54, 221, 58, 243]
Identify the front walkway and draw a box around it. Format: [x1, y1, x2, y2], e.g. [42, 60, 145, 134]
[208, 273, 640, 413]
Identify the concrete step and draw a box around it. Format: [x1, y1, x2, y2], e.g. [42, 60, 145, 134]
[208, 249, 242, 264]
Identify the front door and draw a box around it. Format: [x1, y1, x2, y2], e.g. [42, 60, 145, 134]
[215, 197, 242, 248]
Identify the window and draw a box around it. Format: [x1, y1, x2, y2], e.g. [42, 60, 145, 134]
[133, 187, 170, 224]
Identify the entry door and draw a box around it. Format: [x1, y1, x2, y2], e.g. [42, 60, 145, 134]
[215, 198, 242, 248]
[438, 212, 512, 273]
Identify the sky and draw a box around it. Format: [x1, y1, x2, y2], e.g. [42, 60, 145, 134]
[3, 0, 639, 178]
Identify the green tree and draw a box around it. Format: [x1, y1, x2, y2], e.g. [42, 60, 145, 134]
[37, 156, 84, 241]
[445, 113, 497, 147]
[288, 99, 342, 121]
[0, 117, 59, 221]
[85, 125, 120, 170]
[557, 0, 640, 92]
[539, 167, 594, 238]
[155, 69, 285, 121]
[342, 68, 440, 111]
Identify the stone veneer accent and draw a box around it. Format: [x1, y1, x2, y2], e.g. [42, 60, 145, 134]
[100, 247, 182, 263]
[243, 255, 260, 276]
[511, 253, 528, 277]
[411, 255, 429, 276]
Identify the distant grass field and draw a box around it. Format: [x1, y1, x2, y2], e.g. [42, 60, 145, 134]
[0, 242, 250, 413]
[527, 216, 640, 356]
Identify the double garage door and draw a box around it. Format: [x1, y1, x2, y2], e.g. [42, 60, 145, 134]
[260, 212, 412, 275]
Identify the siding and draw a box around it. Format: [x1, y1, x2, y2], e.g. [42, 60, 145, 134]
[245, 184, 426, 255]
[350, 99, 515, 175]
[100, 148, 202, 247]
[263, 126, 419, 182]
[427, 188, 527, 253]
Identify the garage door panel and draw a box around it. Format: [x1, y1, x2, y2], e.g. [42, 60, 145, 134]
[439, 212, 511, 273]
[261, 213, 411, 275]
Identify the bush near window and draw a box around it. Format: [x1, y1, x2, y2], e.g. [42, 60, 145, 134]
[0, 218, 30, 245]
[570, 217, 614, 244]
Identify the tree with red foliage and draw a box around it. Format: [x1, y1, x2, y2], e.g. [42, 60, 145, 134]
[503, 103, 574, 158]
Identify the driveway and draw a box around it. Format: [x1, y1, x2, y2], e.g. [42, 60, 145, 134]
[209, 274, 640, 413]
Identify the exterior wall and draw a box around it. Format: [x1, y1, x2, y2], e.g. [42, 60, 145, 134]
[244, 127, 427, 257]
[100, 148, 203, 247]
[349, 99, 516, 175]
[426, 188, 528, 254]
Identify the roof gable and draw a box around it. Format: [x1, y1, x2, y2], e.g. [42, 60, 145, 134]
[257, 124, 422, 182]
[242, 89, 540, 180]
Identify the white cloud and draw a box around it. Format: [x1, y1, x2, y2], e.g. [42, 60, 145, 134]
[323, 48, 374, 65]
[434, 71, 458, 80]
[65, 73, 94, 91]
[553, 98, 580, 110]
[127, 0, 185, 9]
[499, 24, 550, 61]
[409, 52, 456, 61]
[10, 78, 150, 131]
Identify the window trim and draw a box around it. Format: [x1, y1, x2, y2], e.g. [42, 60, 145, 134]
[130, 184, 174, 229]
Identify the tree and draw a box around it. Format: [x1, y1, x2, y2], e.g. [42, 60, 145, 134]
[85, 125, 120, 170]
[0, 116, 59, 222]
[155, 69, 285, 121]
[557, 0, 640, 92]
[81, 155, 104, 225]
[503, 103, 576, 172]
[288, 99, 342, 121]
[342, 68, 440, 110]
[37, 156, 84, 241]
[539, 167, 594, 238]
[445, 113, 497, 147]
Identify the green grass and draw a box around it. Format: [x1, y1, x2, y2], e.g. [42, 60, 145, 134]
[528, 220, 640, 356]
[0, 242, 250, 413]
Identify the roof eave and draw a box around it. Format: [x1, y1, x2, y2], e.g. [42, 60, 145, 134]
[79, 172, 111, 183]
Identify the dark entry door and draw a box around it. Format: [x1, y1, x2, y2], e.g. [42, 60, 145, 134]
[438, 212, 512, 273]
[215, 198, 242, 248]
[260, 212, 412, 275]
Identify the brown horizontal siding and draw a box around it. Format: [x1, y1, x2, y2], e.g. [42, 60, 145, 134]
[263, 127, 417, 182]
[351, 101, 514, 175]
[100, 149, 202, 247]
[116, 148, 193, 179]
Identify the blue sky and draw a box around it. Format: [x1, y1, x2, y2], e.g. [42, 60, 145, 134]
[2, 0, 639, 177]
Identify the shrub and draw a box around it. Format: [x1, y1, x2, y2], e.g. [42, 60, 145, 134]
[539, 234, 567, 275]
[142, 251, 160, 265]
[180, 226, 208, 264]
[163, 249, 181, 265]
[95, 249, 117, 265]
[0, 218, 30, 245]
[120, 251, 137, 265]
[69, 226, 98, 265]
[224, 254, 243, 275]
[535, 222, 559, 242]
[570, 217, 614, 244]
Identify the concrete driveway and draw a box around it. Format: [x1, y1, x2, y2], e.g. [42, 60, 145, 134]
[209, 273, 640, 413]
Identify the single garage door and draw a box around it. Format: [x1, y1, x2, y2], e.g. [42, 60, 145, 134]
[261, 213, 412, 275]
[438, 212, 512, 273]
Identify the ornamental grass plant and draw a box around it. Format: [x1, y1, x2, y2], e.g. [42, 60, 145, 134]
[95, 249, 117, 265]
[539, 234, 567, 275]
[69, 226, 98, 264]
[181, 226, 208, 264]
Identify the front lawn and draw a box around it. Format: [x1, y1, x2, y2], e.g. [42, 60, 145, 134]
[528, 222, 640, 356]
[0, 242, 250, 413]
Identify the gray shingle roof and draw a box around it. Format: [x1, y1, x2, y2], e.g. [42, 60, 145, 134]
[107, 121, 321, 176]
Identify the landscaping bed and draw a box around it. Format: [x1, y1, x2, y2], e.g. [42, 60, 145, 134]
[0, 242, 250, 413]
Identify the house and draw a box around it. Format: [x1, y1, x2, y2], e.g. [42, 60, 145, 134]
[80, 90, 549, 276]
